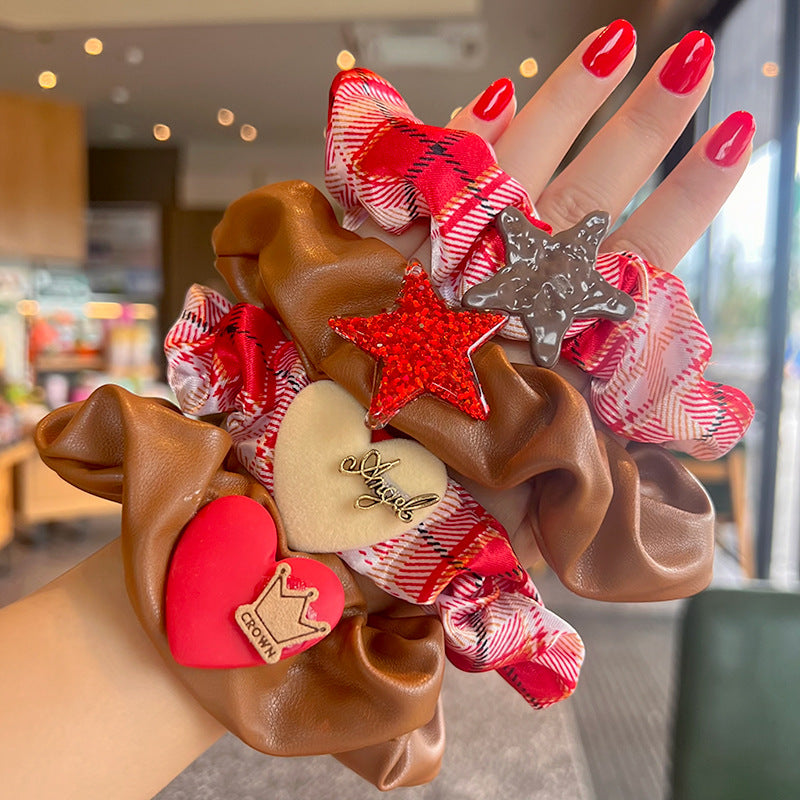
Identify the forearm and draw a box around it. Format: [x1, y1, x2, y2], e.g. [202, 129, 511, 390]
[0, 539, 224, 800]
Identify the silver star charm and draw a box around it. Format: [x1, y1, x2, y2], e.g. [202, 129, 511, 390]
[462, 207, 636, 368]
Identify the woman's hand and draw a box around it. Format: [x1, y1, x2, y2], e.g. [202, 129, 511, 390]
[359, 21, 754, 278]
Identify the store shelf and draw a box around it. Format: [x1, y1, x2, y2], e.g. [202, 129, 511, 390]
[0, 439, 35, 550]
[15, 446, 119, 529]
[34, 354, 106, 373]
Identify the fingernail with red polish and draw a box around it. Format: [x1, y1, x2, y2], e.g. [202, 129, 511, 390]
[659, 30, 714, 94]
[473, 77, 514, 121]
[706, 110, 756, 166]
[582, 19, 636, 78]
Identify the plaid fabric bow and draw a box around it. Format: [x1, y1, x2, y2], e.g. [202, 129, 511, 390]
[165, 285, 584, 709]
[563, 252, 754, 460]
[165, 284, 310, 492]
[325, 68, 754, 459]
[325, 68, 549, 320]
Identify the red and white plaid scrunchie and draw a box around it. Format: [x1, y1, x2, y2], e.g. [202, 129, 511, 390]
[325, 68, 754, 459]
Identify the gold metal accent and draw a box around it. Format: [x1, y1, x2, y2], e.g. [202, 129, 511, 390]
[235, 563, 329, 664]
[339, 448, 440, 524]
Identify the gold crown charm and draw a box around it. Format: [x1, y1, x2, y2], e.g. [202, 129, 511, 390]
[235, 563, 330, 664]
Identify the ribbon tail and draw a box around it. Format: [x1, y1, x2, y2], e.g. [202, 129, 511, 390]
[498, 627, 585, 709]
[434, 574, 584, 709]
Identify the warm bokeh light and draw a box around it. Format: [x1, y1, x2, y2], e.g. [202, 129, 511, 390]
[84, 37, 103, 56]
[217, 108, 235, 126]
[132, 303, 157, 320]
[519, 57, 539, 78]
[762, 61, 780, 77]
[38, 70, 57, 89]
[84, 302, 123, 320]
[240, 124, 258, 142]
[450, 106, 462, 120]
[16, 299, 40, 317]
[153, 123, 171, 141]
[336, 49, 356, 71]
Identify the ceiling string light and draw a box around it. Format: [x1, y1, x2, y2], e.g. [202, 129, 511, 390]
[519, 57, 538, 78]
[84, 38, 103, 56]
[153, 124, 171, 142]
[336, 50, 356, 71]
[38, 71, 57, 89]
[240, 124, 258, 142]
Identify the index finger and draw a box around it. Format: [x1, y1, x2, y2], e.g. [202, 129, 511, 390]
[494, 20, 637, 203]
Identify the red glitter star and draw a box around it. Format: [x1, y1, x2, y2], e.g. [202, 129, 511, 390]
[329, 263, 507, 428]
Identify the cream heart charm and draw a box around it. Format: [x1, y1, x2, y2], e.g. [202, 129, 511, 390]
[273, 381, 448, 552]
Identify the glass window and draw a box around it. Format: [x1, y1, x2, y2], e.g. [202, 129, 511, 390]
[687, 0, 800, 582]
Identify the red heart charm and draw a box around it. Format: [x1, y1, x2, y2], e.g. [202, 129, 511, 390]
[165, 495, 345, 669]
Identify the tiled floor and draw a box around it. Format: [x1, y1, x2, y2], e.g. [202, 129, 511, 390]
[0, 514, 122, 607]
[157, 669, 594, 800]
[544, 580, 683, 800]
[1, 516, 746, 800]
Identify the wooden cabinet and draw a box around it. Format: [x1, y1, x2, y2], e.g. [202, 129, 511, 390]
[0, 440, 35, 549]
[0, 438, 119, 551]
[0, 92, 86, 262]
[15, 446, 118, 529]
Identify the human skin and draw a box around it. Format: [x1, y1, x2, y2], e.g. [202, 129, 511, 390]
[0, 22, 753, 799]
[0, 540, 224, 800]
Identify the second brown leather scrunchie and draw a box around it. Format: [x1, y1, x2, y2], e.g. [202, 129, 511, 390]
[213, 180, 715, 602]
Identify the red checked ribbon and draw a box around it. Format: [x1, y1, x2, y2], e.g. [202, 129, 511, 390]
[326, 69, 551, 310]
[563, 252, 754, 460]
[165, 284, 310, 492]
[325, 68, 754, 459]
[165, 285, 584, 708]
[340, 524, 583, 708]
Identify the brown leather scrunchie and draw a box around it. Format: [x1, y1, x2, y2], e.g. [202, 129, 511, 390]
[213, 180, 715, 602]
[35, 385, 445, 789]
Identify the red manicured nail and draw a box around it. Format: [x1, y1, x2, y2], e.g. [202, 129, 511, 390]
[706, 111, 756, 166]
[582, 20, 636, 78]
[473, 77, 514, 121]
[659, 30, 714, 94]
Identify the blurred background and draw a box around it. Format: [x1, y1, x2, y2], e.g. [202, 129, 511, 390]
[0, 1, 798, 798]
